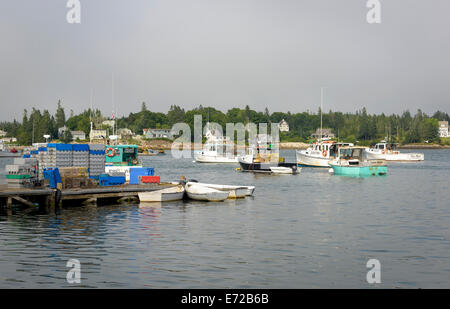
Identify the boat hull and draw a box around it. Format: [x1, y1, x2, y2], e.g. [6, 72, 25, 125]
[331, 165, 388, 177]
[138, 185, 185, 202]
[194, 154, 238, 163]
[296, 150, 331, 167]
[193, 182, 250, 198]
[185, 183, 230, 201]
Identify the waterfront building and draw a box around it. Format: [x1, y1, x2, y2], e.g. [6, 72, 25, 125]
[71, 131, 86, 141]
[438, 121, 449, 138]
[90, 129, 107, 141]
[143, 128, 174, 139]
[118, 128, 135, 140]
[278, 119, 289, 132]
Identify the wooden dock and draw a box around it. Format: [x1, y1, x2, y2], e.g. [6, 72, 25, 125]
[0, 183, 174, 210]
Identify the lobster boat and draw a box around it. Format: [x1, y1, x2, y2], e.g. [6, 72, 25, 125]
[296, 141, 354, 168]
[329, 146, 387, 177]
[366, 142, 424, 162]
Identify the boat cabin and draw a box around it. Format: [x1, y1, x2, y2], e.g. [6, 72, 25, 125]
[105, 145, 139, 166]
[308, 141, 354, 158]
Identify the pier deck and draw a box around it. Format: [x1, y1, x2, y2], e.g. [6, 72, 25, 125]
[0, 183, 174, 209]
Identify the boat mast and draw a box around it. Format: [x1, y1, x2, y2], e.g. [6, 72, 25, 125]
[90, 88, 93, 143]
[320, 87, 323, 141]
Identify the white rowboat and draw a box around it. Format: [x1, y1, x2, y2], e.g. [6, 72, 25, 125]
[194, 183, 252, 198]
[185, 182, 230, 202]
[138, 185, 185, 202]
[270, 166, 300, 174]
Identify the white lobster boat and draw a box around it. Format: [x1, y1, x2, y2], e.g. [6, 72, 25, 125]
[194, 130, 238, 163]
[366, 142, 424, 162]
[296, 141, 354, 168]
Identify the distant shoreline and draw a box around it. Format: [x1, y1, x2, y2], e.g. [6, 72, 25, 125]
[7, 141, 450, 151]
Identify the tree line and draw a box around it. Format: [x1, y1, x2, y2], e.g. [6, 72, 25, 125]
[1, 100, 449, 145]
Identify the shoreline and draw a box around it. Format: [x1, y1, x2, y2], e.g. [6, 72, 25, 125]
[7, 141, 450, 152]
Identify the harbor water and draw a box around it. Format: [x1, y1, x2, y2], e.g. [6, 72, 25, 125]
[0, 149, 449, 288]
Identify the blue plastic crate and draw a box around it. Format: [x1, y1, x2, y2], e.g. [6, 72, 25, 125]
[73, 144, 89, 152]
[43, 168, 62, 189]
[99, 175, 126, 187]
[129, 167, 154, 185]
[56, 144, 73, 151]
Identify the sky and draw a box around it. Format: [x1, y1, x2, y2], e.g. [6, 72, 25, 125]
[0, 0, 449, 121]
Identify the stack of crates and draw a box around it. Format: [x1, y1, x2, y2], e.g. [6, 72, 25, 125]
[56, 144, 73, 167]
[37, 146, 48, 179]
[5, 158, 39, 188]
[46, 143, 57, 169]
[72, 144, 89, 168]
[89, 144, 105, 178]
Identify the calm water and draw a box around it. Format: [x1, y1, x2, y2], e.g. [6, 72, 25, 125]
[0, 150, 449, 288]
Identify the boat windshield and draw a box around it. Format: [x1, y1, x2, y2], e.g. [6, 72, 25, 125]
[340, 148, 362, 159]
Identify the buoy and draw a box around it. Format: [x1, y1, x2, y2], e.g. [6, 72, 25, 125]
[328, 168, 334, 173]
[236, 168, 241, 171]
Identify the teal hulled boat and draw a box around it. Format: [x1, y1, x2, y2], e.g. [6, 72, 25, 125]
[330, 147, 387, 177]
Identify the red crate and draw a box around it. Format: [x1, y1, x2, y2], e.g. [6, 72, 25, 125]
[140, 176, 160, 184]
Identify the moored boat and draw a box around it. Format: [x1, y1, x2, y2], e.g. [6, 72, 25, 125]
[366, 142, 424, 162]
[238, 134, 298, 173]
[270, 166, 300, 174]
[138, 185, 185, 202]
[329, 146, 387, 177]
[296, 141, 354, 167]
[194, 182, 252, 198]
[185, 182, 230, 201]
[194, 134, 238, 163]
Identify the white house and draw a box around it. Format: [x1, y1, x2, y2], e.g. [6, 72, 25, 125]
[102, 120, 115, 128]
[439, 121, 449, 138]
[0, 130, 6, 137]
[71, 131, 86, 141]
[117, 128, 134, 140]
[143, 128, 174, 139]
[278, 119, 289, 132]
[90, 129, 107, 141]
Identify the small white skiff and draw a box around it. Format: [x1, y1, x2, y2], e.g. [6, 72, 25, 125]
[270, 166, 301, 174]
[185, 182, 230, 202]
[193, 183, 252, 198]
[138, 185, 185, 202]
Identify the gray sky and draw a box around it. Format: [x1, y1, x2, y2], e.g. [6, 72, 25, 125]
[1, 0, 449, 121]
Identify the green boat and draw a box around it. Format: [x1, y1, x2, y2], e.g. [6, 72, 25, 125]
[330, 146, 387, 177]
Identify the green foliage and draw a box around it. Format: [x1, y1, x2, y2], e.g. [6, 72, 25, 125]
[0, 101, 446, 146]
[61, 130, 73, 143]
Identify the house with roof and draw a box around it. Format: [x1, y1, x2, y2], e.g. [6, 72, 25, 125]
[439, 121, 449, 138]
[71, 131, 86, 141]
[143, 128, 174, 139]
[278, 119, 289, 132]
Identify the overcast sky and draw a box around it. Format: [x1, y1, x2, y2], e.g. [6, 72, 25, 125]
[0, 0, 449, 121]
